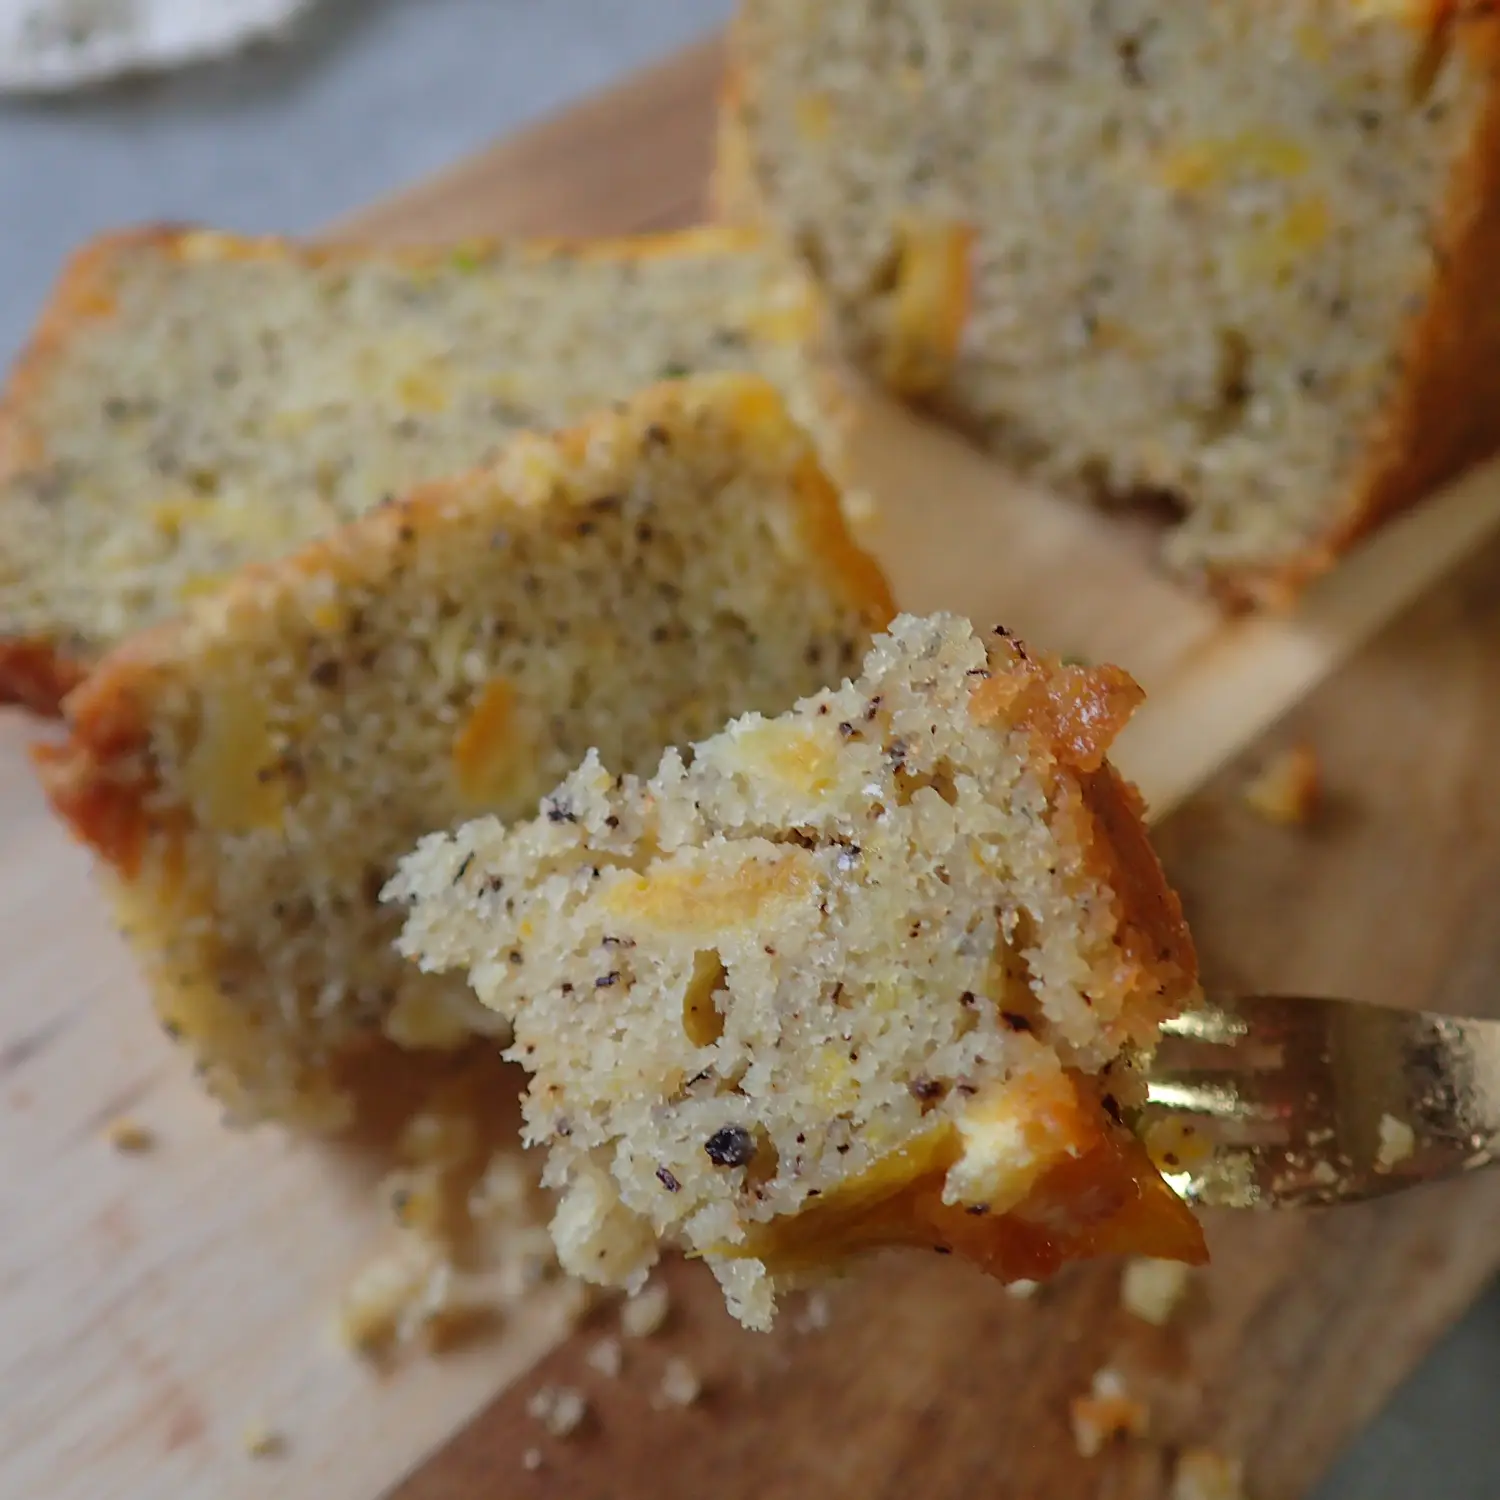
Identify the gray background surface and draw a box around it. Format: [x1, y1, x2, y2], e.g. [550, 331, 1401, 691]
[1, 1, 1495, 1493]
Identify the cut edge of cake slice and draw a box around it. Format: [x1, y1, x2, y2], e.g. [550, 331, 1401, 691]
[0, 222, 864, 714]
[35, 372, 894, 1132]
[716, 1, 1500, 609]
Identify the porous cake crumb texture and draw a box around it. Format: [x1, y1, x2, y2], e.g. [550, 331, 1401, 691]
[38, 375, 891, 1130]
[392, 613, 1203, 1328]
[725, 2, 1500, 598]
[0, 226, 847, 708]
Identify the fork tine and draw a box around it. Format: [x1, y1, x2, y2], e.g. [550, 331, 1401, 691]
[1158, 1003, 1251, 1046]
[1143, 994, 1500, 1209]
[1144, 1074, 1284, 1122]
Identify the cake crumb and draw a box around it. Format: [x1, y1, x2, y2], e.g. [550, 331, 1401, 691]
[336, 1246, 451, 1357]
[522, 1446, 544, 1472]
[1120, 1258, 1192, 1326]
[492, 1224, 562, 1304]
[469, 1148, 538, 1222]
[526, 1384, 588, 1438]
[1172, 1447, 1245, 1500]
[1070, 1368, 1149, 1458]
[1006, 1279, 1040, 1300]
[1244, 744, 1320, 826]
[1142, 1115, 1216, 1177]
[1376, 1113, 1416, 1171]
[585, 1335, 623, 1378]
[420, 1299, 500, 1354]
[106, 1118, 154, 1153]
[620, 1280, 670, 1339]
[1310, 1159, 1341, 1187]
[842, 487, 878, 530]
[241, 1422, 283, 1459]
[792, 1290, 832, 1333]
[653, 1356, 703, 1409]
[555, 1274, 601, 1328]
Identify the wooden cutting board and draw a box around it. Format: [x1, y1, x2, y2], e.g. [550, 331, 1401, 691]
[5, 36, 1500, 1500]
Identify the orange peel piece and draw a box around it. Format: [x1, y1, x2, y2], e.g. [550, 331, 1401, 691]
[724, 1070, 1206, 1285]
[879, 216, 975, 397]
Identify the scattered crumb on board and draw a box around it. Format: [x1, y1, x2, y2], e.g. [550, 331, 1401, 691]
[1243, 744, 1320, 826]
[1070, 1368, 1149, 1458]
[653, 1357, 703, 1410]
[1172, 1447, 1246, 1500]
[1006, 1278, 1040, 1300]
[620, 1279, 671, 1339]
[1142, 1115, 1215, 1177]
[1310, 1158, 1341, 1187]
[1120, 1258, 1192, 1326]
[241, 1422, 284, 1460]
[792, 1289, 832, 1333]
[1376, 1113, 1416, 1171]
[526, 1384, 588, 1438]
[336, 1244, 454, 1357]
[106, 1118, 154, 1153]
[522, 1446, 544, 1472]
[586, 1336, 623, 1378]
[335, 1086, 577, 1363]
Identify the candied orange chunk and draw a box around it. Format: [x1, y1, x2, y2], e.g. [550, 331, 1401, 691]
[725, 721, 839, 798]
[182, 691, 286, 834]
[727, 1070, 1206, 1285]
[880, 216, 974, 397]
[602, 851, 814, 933]
[451, 676, 529, 806]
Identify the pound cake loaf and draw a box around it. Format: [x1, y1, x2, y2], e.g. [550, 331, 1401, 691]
[720, 2, 1500, 602]
[0, 224, 842, 712]
[37, 376, 893, 1130]
[389, 612, 1205, 1329]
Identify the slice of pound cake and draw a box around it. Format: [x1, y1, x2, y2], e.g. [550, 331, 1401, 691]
[389, 613, 1206, 1329]
[720, 2, 1500, 602]
[36, 376, 893, 1130]
[0, 224, 840, 712]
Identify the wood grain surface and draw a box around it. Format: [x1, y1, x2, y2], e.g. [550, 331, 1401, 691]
[3, 34, 1499, 1500]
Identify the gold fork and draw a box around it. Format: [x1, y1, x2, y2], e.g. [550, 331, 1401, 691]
[1137, 994, 1500, 1209]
